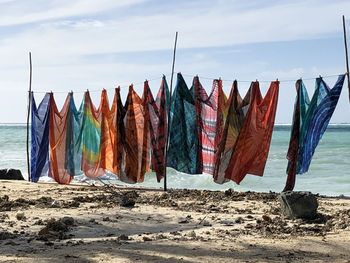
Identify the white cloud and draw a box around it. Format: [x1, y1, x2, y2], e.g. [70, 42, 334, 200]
[0, 0, 349, 63]
[0, 0, 144, 26]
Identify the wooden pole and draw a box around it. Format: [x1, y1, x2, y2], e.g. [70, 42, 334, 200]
[164, 31, 178, 192]
[26, 52, 32, 182]
[342, 15, 350, 101]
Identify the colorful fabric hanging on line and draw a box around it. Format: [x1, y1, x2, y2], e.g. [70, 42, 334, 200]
[65, 93, 84, 177]
[48, 93, 73, 184]
[167, 73, 200, 174]
[225, 81, 279, 184]
[119, 85, 150, 183]
[30, 92, 51, 182]
[114, 87, 125, 177]
[99, 89, 119, 175]
[144, 76, 170, 182]
[81, 91, 105, 178]
[213, 80, 252, 184]
[284, 75, 345, 191]
[193, 77, 225, 175]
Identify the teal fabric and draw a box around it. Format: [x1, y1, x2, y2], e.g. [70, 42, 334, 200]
[65, 93, 84, 176]
[167, 73, 199, 174]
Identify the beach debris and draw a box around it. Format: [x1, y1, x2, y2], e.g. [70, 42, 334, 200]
[202, 220, 212, 226]
[120, 196, 135, 207]
[15, 212, 26, 221]
[262, 215, 272, 222]
[0, 231, 17, 240]
[121, 191, 138, 207]
[219, 220, 235, 226]
[279, 191, 318, 219]
[61, 216, 75, 226]
[156, 234, 167, 239]
[0, 195, 34, 211]
[50, 200, 62, 208]
[0, 213, 9, 223]
[4, 240, 17, 246]
[33, 219, 45, 225]
[186, 231, 196, 238]
[118, 234, 129, 241]
[235, 217, 244, 224]
[0, 169, 25, 180]
[142, 236, 152, 241]
[178, 215, 192, 224]
[37, 217, 75, 241]
[224, 188, 234, 196]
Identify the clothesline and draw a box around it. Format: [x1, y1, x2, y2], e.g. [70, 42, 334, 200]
[181, 73, 344, 83]
[32, 75, 170, 94]
[31, 72, 345, 94]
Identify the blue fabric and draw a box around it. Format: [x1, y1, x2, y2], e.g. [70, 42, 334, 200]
[298, 74, 345, 173]
[30, 92, 51, 182]
[65, 93, 84, 176]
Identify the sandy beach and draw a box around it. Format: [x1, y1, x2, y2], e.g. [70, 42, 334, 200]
[0, 180, 349, 262]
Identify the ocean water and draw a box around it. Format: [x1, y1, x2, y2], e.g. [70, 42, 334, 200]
[0, 124, 349, 196]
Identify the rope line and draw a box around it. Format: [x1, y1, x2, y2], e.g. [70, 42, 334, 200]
[181, 73, 343, 83]
[32, 74, 169, 94]
[31, 72, 345, 94]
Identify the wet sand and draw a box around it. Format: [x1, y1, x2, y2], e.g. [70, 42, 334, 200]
[0, 180, 349, 262]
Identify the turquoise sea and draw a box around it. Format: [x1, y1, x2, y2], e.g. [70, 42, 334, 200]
[0, 124, 349, 196]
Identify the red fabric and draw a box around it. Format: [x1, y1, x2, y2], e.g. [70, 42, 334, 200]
[225, 81, 279, 184]
[48, 93, 73, 184]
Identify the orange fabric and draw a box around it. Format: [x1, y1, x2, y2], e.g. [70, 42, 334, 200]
[225, 81, 279, 184]
[119, 85, 150, 183]
[48, 93, 73, 184]
[99, 89, 118, 174]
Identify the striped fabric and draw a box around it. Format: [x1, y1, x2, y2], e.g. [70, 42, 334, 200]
[30, 92, 51, 182]
[48, 93, 73, 184]
[81, 91, 105, 178]
[167, 73, 199, 174]
[193, 77, 224, 175]
[144, 76, 169, 182]
[213, 81, 251, 184]
[225, 81, 279, 184]
[299, 75, 345, 173]
[284, 75, 345, 191]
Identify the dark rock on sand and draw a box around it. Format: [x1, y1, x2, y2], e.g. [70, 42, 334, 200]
[37, 217, 75, 241]
[120, 191, 138, 207]
[0, 169, 25, 180]
[278, 191, 318, 219]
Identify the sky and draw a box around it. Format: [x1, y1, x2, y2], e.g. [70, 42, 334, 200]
[0, 0, 350, 123]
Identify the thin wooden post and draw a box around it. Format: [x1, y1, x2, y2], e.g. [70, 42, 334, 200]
[26, 52, 32, 182]
[342, 15, 350, 101]
[164, 32, 178, 192]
